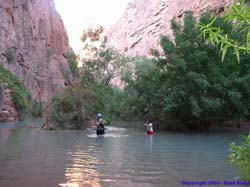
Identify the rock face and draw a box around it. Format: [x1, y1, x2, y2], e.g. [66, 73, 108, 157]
[106, 0, 232, 57]
[0, 0, 72, 103]
[0, 84, 18, 122]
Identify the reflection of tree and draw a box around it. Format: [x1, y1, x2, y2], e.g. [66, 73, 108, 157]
[147, 135, 153, 153]
[59, 147, 102, 187]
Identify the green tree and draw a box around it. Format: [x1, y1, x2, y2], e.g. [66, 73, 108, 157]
[79, 25, 106, 60]
[46, 24, 130, 127]
[80, 49, 129, 86]
[79, 25, 129, 87]
[121, 58, 163, 121]
[123, 12, 250, 130]
[199, 0, 250, 62]
[48, 81, 94, 129]
[67, 52, 79, 79]
[159, 12, 250, 129]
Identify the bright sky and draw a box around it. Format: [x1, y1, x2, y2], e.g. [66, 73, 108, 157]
[54, 0, 132, 52]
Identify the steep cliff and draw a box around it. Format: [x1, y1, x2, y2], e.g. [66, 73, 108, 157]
[106, 0, 232, 56]
[0, 0, 72, 103]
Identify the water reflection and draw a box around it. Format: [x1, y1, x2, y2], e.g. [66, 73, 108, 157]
[0, 125, 242, 187]
[0, 128, 11, 144]
[147, 134, 153, 153]
[96, 136, 105, 144]
[59, 145, 103, 187]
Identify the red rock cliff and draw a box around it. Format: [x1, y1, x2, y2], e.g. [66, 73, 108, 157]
[106, 0, 232, 57]
[0, 0, 72, 102]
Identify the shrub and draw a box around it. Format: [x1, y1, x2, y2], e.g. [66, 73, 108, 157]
[230, 133, 250, 180]
[48, 82, 94, 129]
[31, 101, 44, 118]
[67, 52, 79, 79]
[0, 64, 31, 119]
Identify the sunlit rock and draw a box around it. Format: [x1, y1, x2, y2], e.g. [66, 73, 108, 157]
[0, 0, 73, 103]
[106, 0, 232, 57]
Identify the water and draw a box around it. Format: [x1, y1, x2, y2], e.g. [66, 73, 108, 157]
[0, 121, 246, 187]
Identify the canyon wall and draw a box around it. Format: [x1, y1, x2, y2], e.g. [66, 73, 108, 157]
[107, 0, 232, 56]
[0, 0, 72, 103]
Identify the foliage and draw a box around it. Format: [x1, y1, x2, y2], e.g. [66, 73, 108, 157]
[230, 133, 250, 180]
[30, 101, 43, 118]
[122, 12, 250, 129]
[48, 82, 94, 129]
[0, 64, 31, 119]
[79, 48, 130, 122]
[67, 52, 79, 79]
[90, 84, 124, 122]
[79, 25, 106, 60]
[47, 79, 126, 128]
[79, 25, 130, 86]
[81, 25, 105, 43]
[159, 12, 250, 128]
[46, 24, 132, 128]
[121, 58, 163, 121]
[80, 49, 129, 86]
[199, 0, 250, 62]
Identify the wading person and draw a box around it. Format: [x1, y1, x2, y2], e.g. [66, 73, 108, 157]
[144, 120, 154, 135]
[96, 113, 106, 135]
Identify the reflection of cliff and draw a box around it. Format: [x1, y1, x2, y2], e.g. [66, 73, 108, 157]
[0, 0, 72, 102]
[107, 0, 232, 56]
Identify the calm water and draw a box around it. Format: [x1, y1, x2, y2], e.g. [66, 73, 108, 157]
[0, 121, 246, 187]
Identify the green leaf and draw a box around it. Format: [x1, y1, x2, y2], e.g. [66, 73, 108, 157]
[222, 45, 228, 62]
[234, 47, 240, 63]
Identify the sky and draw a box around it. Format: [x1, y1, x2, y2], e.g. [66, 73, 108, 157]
[54, 0, 132, 52]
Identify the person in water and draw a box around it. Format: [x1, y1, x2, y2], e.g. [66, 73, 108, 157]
[144, 120, 154, 134]
[96, 113, 106, 135]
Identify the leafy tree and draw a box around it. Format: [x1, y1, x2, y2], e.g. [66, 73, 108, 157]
[123, 12, 250, 130]
[158, 12, 250, 129]
[47, 25, 131, 127]
[79, 25, 106, 60]
[90, 84, 124, 122]
[80, 49, 129, 86]
[199, 0, 250, 62]
[122, 58, 163, 121]
[67, 52, 79, 79]
[79, 47, 130, 121]
[79, 25, 129, 87]
[230, 133, 250, 180]
[30, 101, 43, 118]
[48, 81, 94, 129]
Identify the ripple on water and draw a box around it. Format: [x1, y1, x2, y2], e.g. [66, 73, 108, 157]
[0, 126, 243, 187]
[87, 133, 129, 138]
